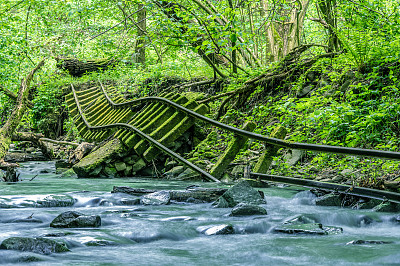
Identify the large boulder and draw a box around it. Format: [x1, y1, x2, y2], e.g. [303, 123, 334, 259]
[0, 237, 70, 255]
[50, 211, 101, 228]
[214, 180, 266, 208]
[72, 138, 126, 178]
[229, 203, 267, 216]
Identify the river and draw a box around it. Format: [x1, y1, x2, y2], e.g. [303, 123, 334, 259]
[0, 161, 399, 265]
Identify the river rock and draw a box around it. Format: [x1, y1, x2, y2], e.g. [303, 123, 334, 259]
[170, 187, 227, 203]
[229, 203, 267, 216]
[164, 166, 185, 178]
[373, 202, 400, 212]
[141, 191, 171, 205]
[214, 180, 266, 208]
[274, 223, 343, 235]
[390, 215, 400, 224]
[104, 166, 117, 176]
[176, 168, 200, 180]
[4, 152, 47, 163]
[346, 240, 394, 245]
[0, 237, 70, 254]
[284, 215, 318, 225]
[131, 158, 147, 173]
[84, 240, 117, 246]
[315, 193, 342, 207]
[36, 194, 75, 207]
[114, 162, 126, 172]
[197, 224, 234, 235]
[50, 211, 101, 228]
[118, 198, 141, 205]
[55, 159, 71, 169]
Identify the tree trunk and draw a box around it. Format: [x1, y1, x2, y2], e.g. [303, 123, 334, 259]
[0, 60, 45, 167]
[317, 0, 339, 52]
[264, 0, 311, 62]
[135, 3, 146, 66]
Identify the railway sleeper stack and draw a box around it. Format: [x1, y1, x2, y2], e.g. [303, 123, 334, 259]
[65, 85, 209, 178]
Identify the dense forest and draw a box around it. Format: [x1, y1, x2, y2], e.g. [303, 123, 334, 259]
[1, 0, 400, 190]
[1, 1, 400, 264]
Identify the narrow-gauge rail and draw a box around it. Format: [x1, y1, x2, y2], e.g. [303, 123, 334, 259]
[66, 81, 400, 202]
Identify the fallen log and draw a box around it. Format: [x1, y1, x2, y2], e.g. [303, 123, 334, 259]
[10, 132, 81, 160]
[55, 57, 117, 77]
[0, 59, 45, 168]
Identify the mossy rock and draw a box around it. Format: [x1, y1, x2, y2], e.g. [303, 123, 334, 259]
[215, 180, 266, 208]
[73, 138, 126, 178]
[0, 237, 70, 254]
[60, 169, 77, 178]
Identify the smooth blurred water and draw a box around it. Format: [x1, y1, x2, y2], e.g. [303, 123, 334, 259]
[0, 161, 399, 265]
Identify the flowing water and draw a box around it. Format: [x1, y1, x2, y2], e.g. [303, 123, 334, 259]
[0, 161, 399, 265]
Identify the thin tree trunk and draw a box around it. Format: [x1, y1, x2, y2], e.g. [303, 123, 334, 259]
[135, 3, 146, 65]
[0, 59, 45, 166]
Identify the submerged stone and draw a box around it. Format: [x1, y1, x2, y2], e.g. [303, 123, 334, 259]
[50, 211, 101, 228]
[346, 240, 394, 245]
[141, 191, 171, 205]
[197, 224, 234, 235]
[215, 180, 266, 208]
[274, 223, 343, 235]
[84, 240, 117, 246]
[36, 194, 75, 207]
[284, 215, 318, 225]
[0, 237, 70, 254]
[229, 203, 267, 216]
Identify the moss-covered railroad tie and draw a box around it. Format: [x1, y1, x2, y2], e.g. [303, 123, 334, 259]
[65, 85, 206, 161]
[209, 121, 257, 179]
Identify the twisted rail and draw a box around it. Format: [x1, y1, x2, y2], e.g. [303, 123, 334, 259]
[98, 80, 400, 160]
[71, 84, 220, 183]
[70, 81, 400, 202]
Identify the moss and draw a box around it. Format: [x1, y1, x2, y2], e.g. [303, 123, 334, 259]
[210, 121, 256, 179]
[72, 138, 127, 178]
[143, 104, 209, 161]
[253, 125, 287, 174]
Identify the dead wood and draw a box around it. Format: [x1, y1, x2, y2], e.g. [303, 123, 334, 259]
[69, 142, 95, 164]
[200, 45, 339, 109]
[55, 57, 117, 77]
